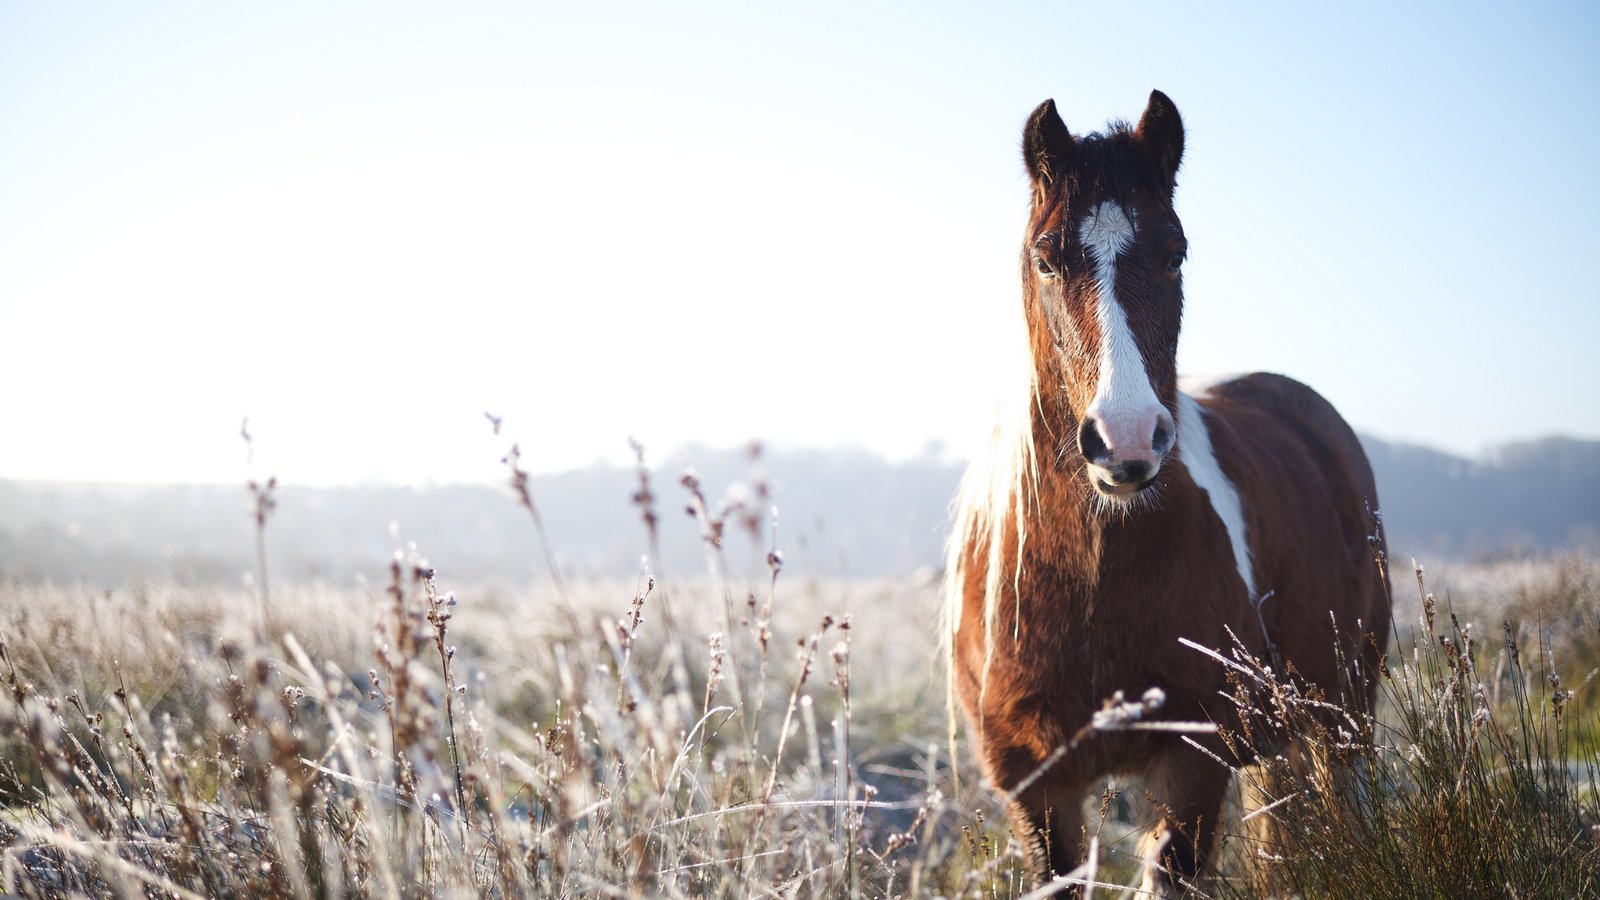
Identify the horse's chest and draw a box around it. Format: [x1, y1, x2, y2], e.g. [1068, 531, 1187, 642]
[1027, 609, 1162, 695]
[985, 582, 1234, 720]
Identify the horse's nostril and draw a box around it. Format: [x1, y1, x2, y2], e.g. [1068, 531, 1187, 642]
[1078, 417, 1110, 465]
[1152, 420, 1172, 456]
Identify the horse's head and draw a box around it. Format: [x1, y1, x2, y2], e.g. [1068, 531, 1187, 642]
[1022, 90, 1187, 504]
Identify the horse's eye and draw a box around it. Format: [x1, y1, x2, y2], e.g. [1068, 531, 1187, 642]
[1166, 252, 1186, 273]
[1035, 255, 1056, 278]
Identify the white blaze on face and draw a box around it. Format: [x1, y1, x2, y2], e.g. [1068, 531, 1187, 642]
[1078, 202, 1166, 462]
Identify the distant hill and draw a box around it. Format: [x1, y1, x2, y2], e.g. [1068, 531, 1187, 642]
[1360, 435, 1600, 560]
[0, 445, 965, 586]
[1, 437, 1596, 586]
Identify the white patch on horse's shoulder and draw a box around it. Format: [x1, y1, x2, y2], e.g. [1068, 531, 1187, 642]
[1176, 391, 1255, 598]
[1179, 372, 1247, 398]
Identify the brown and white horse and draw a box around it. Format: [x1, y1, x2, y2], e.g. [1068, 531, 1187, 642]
[944, 91, 1391, 889]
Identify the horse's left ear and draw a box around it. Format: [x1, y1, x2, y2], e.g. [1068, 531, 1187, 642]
[1135, 90, 1184, 190]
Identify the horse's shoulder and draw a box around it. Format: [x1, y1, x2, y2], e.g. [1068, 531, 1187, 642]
[1182, 371, 1376, 495]
[1184, 372, 1352, 438]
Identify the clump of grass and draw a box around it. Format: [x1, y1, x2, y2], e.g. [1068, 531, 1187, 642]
[1208, 561, 1600, 898]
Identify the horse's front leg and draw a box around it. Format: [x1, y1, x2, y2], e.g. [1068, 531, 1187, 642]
[1008, 788, 1086, 884]
[993, 746, 1090, 886]
[1137, 742, 1232, 896]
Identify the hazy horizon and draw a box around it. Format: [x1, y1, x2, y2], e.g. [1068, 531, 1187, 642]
[5, 434, 1597, 589]
[1, 429, 1595, 493]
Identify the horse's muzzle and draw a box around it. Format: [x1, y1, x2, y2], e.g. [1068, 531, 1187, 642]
[1079, 405, 1173, 500]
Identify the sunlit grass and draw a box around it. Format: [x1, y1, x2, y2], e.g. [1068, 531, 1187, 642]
[0, 452, 1594, 896]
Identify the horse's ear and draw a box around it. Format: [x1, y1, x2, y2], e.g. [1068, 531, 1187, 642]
[1023, 99, 1074, 189]
[1134, 90, 1184, 190]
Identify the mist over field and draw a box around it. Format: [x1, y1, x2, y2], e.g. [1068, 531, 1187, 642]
[3, 434, 1597, 587]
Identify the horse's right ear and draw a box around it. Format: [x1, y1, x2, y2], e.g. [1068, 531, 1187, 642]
[1023, 99, 1074, 189]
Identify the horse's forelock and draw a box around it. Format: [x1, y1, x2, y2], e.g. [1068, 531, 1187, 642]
[1030, 126, 1174, 229]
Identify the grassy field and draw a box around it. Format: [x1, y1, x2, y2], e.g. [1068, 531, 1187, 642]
[0, 466, 1595, 896]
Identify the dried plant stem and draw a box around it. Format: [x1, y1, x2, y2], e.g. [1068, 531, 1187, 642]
[628, 438, 680, 640]
[422, 568, 469, 837]
[765, 618, 832, 803]
[499, 441, 568, 599]
[241, 420, 276, 635]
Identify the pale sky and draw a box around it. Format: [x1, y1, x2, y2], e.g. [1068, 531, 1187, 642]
[3, 2, 1597, 486]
